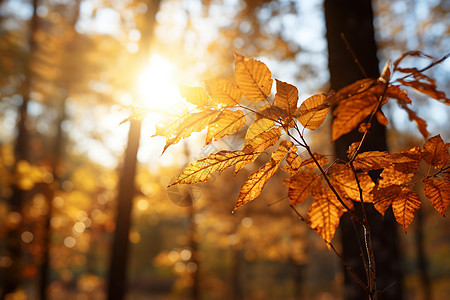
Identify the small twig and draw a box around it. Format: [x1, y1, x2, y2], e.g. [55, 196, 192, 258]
[341, 33, 368, 78]
[289, 204, 308, 223]
[395, 52, 449, 81]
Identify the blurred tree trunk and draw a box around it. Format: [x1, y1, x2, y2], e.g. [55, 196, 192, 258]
[106, 1, 161, 299]
[324, 0, 403, 299]
[38, 2, 82, 299]
[415, 209, 431, 300]
[1, 0, 39, 298]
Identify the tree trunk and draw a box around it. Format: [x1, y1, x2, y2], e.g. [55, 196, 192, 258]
[1, 1, 39, 298]
[324, 0, 403, 299]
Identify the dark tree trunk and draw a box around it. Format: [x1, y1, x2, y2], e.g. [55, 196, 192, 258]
[106, 1, 161, 299]
[1, 1, 39, 298]
[324, 0, 403, 299]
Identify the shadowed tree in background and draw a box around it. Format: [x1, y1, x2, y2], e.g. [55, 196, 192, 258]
[1, 0, 40, 298]
[324, 0, 403, 299]
[106, 1, 162, 299]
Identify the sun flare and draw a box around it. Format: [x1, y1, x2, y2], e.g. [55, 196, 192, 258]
[136, 54, 184, 113]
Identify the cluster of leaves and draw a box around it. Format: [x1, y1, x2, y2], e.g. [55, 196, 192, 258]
[155, 52, 449, 244]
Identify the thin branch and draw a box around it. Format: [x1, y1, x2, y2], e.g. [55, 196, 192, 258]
[341, 33, 368, 78]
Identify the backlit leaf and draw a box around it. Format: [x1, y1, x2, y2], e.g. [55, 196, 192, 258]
[206, 79, 242, 107]
[396, 100, 429, 138]
[288, 169, 321, 206]
[422, 135, 449, 167]
[392, 191, 421, 231]
[329, 164, 374, 203]
[300, 153, 328, 168]
[332, 94, 378, 141]
[205, 110, 246, 145]
[169, 150, 261, 186]
[179, 85, 211, 108]
[274, 80, 298, 127]
[423, 177, 450, 216]
[235, 53, 272, 102]
[334, 78, 376, 103]
[234, 141, 291, 211]
[162, 109, 220, 153]
[353, 151, 392, 171]
[296, 94, 329, 130]
[245, 114, 275, 142]
[398, 78, 449, 104]
[372, 185, 403, 216]
[308, 184, 345, 244]
[281, 145, 302, 174]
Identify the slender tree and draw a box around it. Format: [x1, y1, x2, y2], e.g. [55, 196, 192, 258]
[324, 0, 403, 299]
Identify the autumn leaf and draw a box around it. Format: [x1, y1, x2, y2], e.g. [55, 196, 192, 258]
[392, 191, 421, 231]
[288, 169, 321, 206]
[296, 94, 329, 130]
[281, 145, 302, 174]
[169, 150, 261, 186]
[234, 141, 292, 211]
[421, 134, 449, 167]
[308, 184, 345, 244]
[375, 111, 388, 126]
[234, 53, 273, 102]
[245, 113, 275, 142]
[206, 79, 242, 107]
[205, 109, 246, 145]
[300, 153, 328, 168]
[398, 78, 448, 104]
[333, 78, 377, 103]
[332, 94, 378, 141]
[274, 80, 298, 127]
[353, 151, 392, 171]
[179, 85, 212, 108]
[235, 127, 281, 174]
[423, 177, 450, 216]
[372, 185, 403, 216]
[161, 109, 220, 153]
[328, 164, 374, 203]
[396, 100, 429, 138]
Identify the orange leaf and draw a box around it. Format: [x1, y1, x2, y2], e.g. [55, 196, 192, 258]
[332, 94, 378, 141]
[234, 141, 292, 211]
[334, 78, 376, 103]
[375, 111, 388, 126]
[398, 78, 449, 104]
[353, 151, 392, 171]
[392, 191, 421, 231]
[281, 145, 302, 174]
[296, 94, 329, 130]
[372, 185, 403, 216]
[421, 134, 449, 167]
[288, 169, 321, 206]
[397, 101, 429, 138]
[234, 54, 272, 102]
[245, 112, 275, 142]
[169, 150, 261, 186]
[206, 79, 242, 107]
[308, 184, 345, 244]
[423, 177, 450, 216]
[329, 164, 374, 203]
[300, 153, 328, 168]
[205, 110, 246, 145]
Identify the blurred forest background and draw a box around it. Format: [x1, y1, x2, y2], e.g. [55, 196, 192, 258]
[0, 0, 449, 299]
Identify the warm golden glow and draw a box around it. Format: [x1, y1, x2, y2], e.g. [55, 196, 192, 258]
[136, 54, 184, 113]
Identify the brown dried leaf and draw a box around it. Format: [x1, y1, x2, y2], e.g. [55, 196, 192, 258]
[235, 53, 273, 102]
[422, 134, 449, 167]
[398, 78, 449, 104]
[234, 141, 292, 211]
[296, 94, 329, 130]
[308, 184, 345, 243]
[205, 110, 246, 145]
[392, 191, 421, 231]
[206, 79, 242, 107]
[396, 100, 429, 138]
[334, 78, 377, 103]
[375, 111, 388, 126]
[393, 51, 433, 69]
[423, 177, 450, 216]
[169, 150, 261, 186]
[288, 169, 321, 206]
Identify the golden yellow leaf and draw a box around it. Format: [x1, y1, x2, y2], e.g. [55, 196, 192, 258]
[244, 116, 274, 143]
[169, 150, 261, 186]
[206, 79, 242, 107]
[332, 94, 378, 141]
[296, 94, 329, 130]
[234, 141, 291, 211]
[423, 177, 450, 216]
[288, 169, 321, 206]
[422, 134, 449, 167]
[236, 128, 281, 174]
[179, 85, 211, 108]
[205, 110, 246, 145]
[234, 53, 273, 102]
[274, 80, 298, 127]
[162, 109, 220, 153]
[308, 184, 345, 244]
[392, 191, 421, 231]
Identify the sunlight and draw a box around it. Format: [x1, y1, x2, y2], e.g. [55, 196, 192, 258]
[136, 54, 184, 113]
